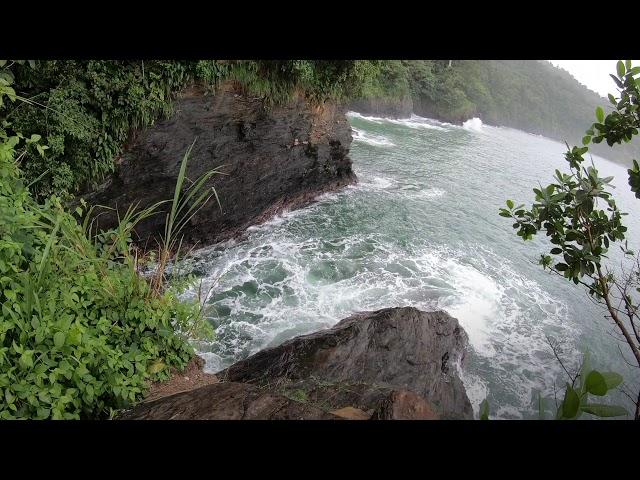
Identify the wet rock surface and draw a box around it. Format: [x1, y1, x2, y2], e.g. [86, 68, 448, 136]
[119, 382, 340, 420]
[219, 307, 473, 419]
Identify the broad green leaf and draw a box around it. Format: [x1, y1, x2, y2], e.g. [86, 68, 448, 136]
[479, 398, 489, 420]
[506, 199, 514, 209]
[561, 384, 580, 419]
[596, 106, 605, 123]
[600, 371, 623, 390]
[19, 351, 34, 369]
[585, 370, 607, 396]
[581, 404, 628, 418]
[53, 332, 65, 348]
[617, 60, 625, 78]
[578, 352, 592, 394]
[148, 360, 165, 374]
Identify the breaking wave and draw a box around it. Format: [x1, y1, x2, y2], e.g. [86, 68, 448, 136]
[463, 117, 484, 132]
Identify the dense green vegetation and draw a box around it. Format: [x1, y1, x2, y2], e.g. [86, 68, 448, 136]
[1, 61, 218, 419]
[354, 60, 640, 165]
[500, 60, 640, 419]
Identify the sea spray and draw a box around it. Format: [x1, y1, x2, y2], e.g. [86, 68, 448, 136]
[463, 117, 484, 132]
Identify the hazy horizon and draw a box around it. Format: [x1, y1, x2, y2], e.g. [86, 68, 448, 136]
[548, 60, 640, 97]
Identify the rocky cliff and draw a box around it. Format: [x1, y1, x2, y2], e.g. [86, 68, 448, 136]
[346, 96, 471, 124]
[120, 307, 473, 420]
[84, 82, 356, 247]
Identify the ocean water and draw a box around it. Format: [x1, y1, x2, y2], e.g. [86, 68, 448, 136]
[183, 111, 640, 419]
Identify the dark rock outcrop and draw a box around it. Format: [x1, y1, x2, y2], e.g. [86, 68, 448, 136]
[121, 307, 472, 420]
[119, 382, 341, 420]
[84, 82, 356, 247]
[218, 307, 473, 419]
[347, 97, 413, 119]
[347, 96, 474, 126]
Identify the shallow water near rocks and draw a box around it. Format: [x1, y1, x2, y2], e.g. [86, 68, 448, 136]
[183, 112, 640, 419]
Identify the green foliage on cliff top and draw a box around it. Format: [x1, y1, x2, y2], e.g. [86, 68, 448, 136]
[5, 60, 376, 199]
[358, 60, 411, 101]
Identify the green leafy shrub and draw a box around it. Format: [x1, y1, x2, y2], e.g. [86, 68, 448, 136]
[350, 60, 409, 102]
[1, 65, 215, 419]
[0, 149, 202, 419]
[499, 60, 640, 419]
[479, 352, 628, 420]
[544, 352, 627, 420]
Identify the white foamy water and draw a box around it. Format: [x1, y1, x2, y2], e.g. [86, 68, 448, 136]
[345, 111, 386, 123]
[347, 111, 449, 131]
[387, 115, 449, 131]
[351, 127, 395, 147]
[415, 187, 445, 199]
[463, 117, 484, 132]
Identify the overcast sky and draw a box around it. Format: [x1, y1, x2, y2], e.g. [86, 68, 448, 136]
[548, 60, 639, 98]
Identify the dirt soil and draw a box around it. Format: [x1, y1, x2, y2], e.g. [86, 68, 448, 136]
[144, 355, 218, 403]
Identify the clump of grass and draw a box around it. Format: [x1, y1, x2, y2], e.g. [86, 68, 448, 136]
[148, 138, 225, 296]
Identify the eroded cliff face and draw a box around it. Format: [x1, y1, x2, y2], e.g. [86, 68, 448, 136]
[84, 82, 356, 247]
[347, 96, 472, 124]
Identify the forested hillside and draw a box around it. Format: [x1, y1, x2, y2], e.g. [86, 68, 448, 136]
[353, 60, 639, 165]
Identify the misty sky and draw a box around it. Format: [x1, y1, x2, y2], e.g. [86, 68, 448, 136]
[548, 60, 640, 98]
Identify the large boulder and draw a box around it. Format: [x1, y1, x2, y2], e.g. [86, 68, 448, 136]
[218, 307, 473, 419]
[84, 82, 356, 248]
